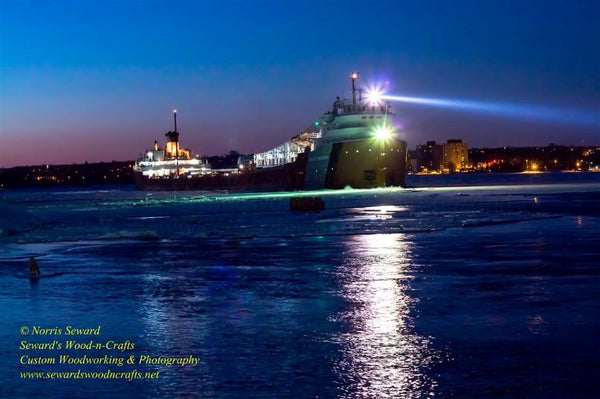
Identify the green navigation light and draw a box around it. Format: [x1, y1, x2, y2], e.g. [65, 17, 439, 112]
[373, 126, 392, 141]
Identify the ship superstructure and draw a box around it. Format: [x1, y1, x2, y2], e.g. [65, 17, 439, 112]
[133, 110, 211, 180]
[304, 72, 407, 189]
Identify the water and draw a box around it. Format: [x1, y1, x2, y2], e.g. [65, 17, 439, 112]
[1, 173, 599, 398]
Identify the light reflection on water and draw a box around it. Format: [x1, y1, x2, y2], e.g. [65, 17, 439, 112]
[138, 272, 212, 397]
[4, 183, 598, 398]
[334, 234, 436, 398]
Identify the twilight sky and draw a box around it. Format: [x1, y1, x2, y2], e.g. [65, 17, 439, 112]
[1, 0, 599, 167]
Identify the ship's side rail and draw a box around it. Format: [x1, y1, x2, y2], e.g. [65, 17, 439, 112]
[136, 159, 205, 168]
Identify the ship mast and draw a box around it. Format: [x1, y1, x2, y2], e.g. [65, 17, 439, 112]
[173, 109, 179, 173]
[173, 109, 178, 161]
[351, 72, 359, 104]
[173, 109, 177, 133]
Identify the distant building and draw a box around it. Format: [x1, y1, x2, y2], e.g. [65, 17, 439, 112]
[413, 139, 469, 173]
[415, 141, 442, 172]
[442, 139, 469, 172]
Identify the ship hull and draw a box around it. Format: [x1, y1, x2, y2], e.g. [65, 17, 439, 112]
[134, 153, 308, 191]
[304, 137, 408, 189]
[325, 138, 407, 189]
[134, 139, 407, 191]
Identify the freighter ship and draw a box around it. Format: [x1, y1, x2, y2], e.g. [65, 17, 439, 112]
[133, 73, 408, 191]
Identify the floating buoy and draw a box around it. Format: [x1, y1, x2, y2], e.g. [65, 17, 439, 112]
[290, 196, 324, 211]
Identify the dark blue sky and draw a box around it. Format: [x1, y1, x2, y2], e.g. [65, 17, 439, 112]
[1, 0, 599, 167]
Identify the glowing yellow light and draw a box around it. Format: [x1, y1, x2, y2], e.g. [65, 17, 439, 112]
[351, 72, 359, 79]
[173, 109, 177, 113]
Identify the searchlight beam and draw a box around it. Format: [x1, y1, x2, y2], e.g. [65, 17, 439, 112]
[382, 94, 599, 127]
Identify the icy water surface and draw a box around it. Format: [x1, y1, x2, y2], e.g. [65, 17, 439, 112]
[1, 174, 599, 398]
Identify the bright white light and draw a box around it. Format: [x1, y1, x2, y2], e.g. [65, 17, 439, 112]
[365, 87, 385, 106]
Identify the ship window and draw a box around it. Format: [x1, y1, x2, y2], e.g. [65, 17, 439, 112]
[361, 116, 367, 119]
[369, 116, 374, 119]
